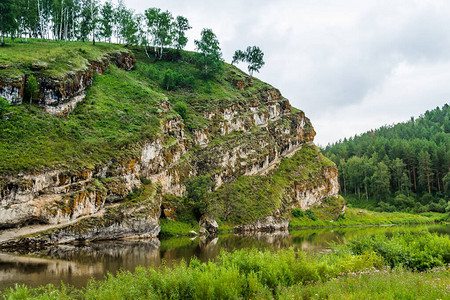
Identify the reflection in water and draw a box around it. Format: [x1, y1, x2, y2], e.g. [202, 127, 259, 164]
[0, 224, 448, 289]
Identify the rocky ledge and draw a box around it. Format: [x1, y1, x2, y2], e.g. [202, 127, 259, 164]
[0, 51, 135, 117]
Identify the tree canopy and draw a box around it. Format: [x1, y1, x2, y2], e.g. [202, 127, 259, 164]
[323, 104, 450, 213]
[194, 28, 223, 78]
[232, 46, 265, 76]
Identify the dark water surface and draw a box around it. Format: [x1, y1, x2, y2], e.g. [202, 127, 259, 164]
[0, 224, 448, 290]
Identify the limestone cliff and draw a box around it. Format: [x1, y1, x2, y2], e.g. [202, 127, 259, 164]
[0, 46, 340, 246]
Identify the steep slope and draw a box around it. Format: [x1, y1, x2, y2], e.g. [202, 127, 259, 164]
[0, 40, 340, 245]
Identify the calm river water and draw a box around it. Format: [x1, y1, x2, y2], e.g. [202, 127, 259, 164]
[0, 224, 448, 290]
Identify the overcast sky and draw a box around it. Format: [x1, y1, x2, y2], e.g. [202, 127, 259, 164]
[123, 0, 449, 146]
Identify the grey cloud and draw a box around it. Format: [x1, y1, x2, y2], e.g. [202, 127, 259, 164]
[122, 0, 450, 144]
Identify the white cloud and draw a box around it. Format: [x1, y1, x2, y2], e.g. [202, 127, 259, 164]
[122, 0, 450, 145]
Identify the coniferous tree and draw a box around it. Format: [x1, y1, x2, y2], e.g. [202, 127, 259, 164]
[324, 105, 449, 212]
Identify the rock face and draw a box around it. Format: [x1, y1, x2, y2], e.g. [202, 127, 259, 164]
[199, 215, 219, 235]
[0, 51, 135, 117]
[0, 59, 339, 245]
[234, 216, 289, 232]
[0, 76, 25, 105]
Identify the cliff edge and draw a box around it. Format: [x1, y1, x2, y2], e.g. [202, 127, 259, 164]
[0, 40, 341, 246]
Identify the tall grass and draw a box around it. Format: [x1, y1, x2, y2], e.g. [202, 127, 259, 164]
[290, 207, 444, 228]
[3, 231, 449, 299]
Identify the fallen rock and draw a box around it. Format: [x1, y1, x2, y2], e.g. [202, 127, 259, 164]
[199, 215, 218, 235]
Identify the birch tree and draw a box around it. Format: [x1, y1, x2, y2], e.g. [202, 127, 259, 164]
[173, 15, 191, 51]
[99, 0, 114, 43]
[194, 28, 223, 78]
[0, 0, 16, 46]
[232, 46, 265, 76]
[144, 8, 174, 59]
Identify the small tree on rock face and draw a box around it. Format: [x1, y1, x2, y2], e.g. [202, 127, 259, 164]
[232, 46, 265, 76]
[161, 69, 176, 90]
[24, 75, 39, 104]
[194, 28, 223, 78]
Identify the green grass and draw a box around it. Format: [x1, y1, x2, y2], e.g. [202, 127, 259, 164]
[159, 219, 199, 237]
[290, 207, 444, 228]
[0, 40, 281, 176]
[208, 144, 337, 225]
[0, 64, 164, 175]
[2, 231, 449, 299]
[279, 268, 450, 299]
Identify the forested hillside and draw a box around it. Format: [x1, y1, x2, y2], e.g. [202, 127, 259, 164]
[323, 105, 450, 212]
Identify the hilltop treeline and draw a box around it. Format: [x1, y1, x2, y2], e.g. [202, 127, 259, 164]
[323, 104, 450, 213]
[0, 0, 191, 49]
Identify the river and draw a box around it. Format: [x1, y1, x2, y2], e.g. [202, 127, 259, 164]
[0, 224, 448, 290]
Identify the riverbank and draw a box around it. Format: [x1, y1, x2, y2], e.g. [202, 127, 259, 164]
[158, 207, 446, 237]
[2, 231, 449, 299]
[289, 207, 445, 228]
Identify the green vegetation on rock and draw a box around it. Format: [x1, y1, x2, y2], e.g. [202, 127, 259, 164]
[0, 39, 123, 80]
[201, 144, 337, 225]
[0, 40, 276, 175]
[0, 64, 162, 173]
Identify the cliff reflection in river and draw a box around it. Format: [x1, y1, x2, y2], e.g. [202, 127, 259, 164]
[0, 224, 448, 290]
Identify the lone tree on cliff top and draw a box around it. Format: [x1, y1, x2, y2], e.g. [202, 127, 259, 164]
[195, 28, 223, 78]
[232, 46, 265, 76]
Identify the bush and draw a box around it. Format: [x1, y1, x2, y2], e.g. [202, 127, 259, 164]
[24, 75, 39, 104]
[184, 175, 215, 219]
[161, 69, 177, 90]
[0, 96, 10, 117]
[346, 231, 450, 271]
[160, 69, 196, 91]
[305, 209, 317, 221]
[173, 101, 187, 120]
[4, 233, 450, 299]
[292, 208, 304, 218]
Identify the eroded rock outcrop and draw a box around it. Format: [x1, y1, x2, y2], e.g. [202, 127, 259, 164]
[0, 51, 135, 117]
[0, 64, 339, 245]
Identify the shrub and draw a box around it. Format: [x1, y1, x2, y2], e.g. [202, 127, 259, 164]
[4, 233, 450, 299]
[305, 209, 317, 221]
[24, 75, 39, 104]
[173, 101, 187, 120]
[292, 208, 304, 218]
[346, 231, 450, 271]
[0, 96, 10, 117]
[184, 175, 215, 219]
[161, 69, 177, 90]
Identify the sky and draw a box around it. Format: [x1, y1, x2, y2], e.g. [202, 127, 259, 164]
[123, 0, 450, 146]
